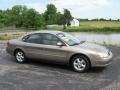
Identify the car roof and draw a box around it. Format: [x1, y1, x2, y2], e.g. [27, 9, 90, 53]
[28, 30, 63, 35]
[19, 30, 63, 40]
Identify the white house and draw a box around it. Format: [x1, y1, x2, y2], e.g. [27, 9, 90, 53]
[70, 19, 80, 26]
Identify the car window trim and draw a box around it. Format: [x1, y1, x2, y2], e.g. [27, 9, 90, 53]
[22, 33, 42, 44]
[41, 33, 67, 46]
[22, 33, 67, 46]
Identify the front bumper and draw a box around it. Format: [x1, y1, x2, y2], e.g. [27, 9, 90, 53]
[92, 51, 113, 67]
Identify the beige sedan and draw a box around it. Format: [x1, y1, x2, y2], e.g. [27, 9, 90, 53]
[6, 30, 113, 72]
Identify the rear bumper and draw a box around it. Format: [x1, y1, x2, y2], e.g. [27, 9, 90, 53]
[92, 51, 113, 67]
[6, 46, 14, 56]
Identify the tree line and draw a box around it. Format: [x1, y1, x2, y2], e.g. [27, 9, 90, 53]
[0, 4, 73, 29]
[1, 4, 119, 30]
[78, 18, 120, 21]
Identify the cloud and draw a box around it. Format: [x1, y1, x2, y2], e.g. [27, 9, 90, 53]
[51, 0, 110, 11]
[25, 3, 46, 13]
[24, 0, 112, 18]
[51, 0, 111, 18]
[25, 0, 110, 13]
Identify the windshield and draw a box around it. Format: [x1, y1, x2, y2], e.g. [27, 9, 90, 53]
[56, 32, 80, 46]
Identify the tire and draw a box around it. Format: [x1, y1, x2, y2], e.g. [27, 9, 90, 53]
[15, 50, 26, 63]
[71, 55, 90, 73]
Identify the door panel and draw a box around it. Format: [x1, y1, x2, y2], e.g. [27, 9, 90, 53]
[21, 33, 44, 59]
[39, 45, 69, 62]
[21, 33, 70, 63]
[23, 43, 69, 63]
[23, 43, 44, 59]
[40, 33, 69, 62]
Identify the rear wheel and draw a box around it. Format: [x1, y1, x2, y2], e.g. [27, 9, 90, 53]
[71, 55, 90, 72]
[15, 50, 26, 63]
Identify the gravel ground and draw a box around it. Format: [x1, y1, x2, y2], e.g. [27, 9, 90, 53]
[0, 42, 120, 90]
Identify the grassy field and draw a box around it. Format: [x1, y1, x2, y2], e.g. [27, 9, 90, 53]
[80, 21, 120, 28]
[47, 21, 120, 32]
[0, 32, 27, 40]
[0, 21, 120, 40]
[1, 21, 120, 33]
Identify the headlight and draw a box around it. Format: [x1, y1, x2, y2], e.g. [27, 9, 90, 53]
[97, 53, 108, 58]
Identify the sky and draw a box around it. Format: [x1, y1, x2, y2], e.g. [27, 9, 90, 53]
[0, 0, 120, 19]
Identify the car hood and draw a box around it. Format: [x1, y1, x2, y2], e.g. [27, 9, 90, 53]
[76, 42, 108, 53]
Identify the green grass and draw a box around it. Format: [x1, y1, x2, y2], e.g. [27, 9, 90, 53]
[0, 34, 16, 40]
[80, 21, 120, 28]
[1, 21, 120, 33]
[0, 21, 120, 40]
[46, 21, 120, 33]
[0, 31, 27, 40]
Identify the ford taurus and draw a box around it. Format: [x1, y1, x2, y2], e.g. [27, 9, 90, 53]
[6, 30, 113, 72]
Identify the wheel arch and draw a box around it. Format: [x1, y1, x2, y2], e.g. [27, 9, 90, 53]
[69, 53, 91, 67]
[14, 48, 24, 56]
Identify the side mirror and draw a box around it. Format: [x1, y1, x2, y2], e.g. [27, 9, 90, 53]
[57, 42, 63, 46]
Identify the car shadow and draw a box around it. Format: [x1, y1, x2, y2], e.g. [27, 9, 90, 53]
[25, 59, 105, 73]
[27, 59, 70, 69]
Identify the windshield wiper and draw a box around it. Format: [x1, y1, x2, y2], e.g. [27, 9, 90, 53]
[71, 41, 85, 46]
[80, 41, 85, 44]
[71, 43, 80, 46]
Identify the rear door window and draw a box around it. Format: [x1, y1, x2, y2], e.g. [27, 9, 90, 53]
[23, 33, 42, 44]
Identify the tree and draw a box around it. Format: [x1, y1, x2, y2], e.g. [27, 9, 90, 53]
[0, 10, 4, 25]
[0, 9, 14, 27]
[43, 4, 57, 25]
[0, 4, 73, 30]
[23, 9, 36, 28]
[117, 19, 120, 21]
[78, 18, 89, 21]
[11, 5, 27, 27]
[62, 9, 73, 29]
[0, 10, 4, 28]
[56, 12, 63, 25]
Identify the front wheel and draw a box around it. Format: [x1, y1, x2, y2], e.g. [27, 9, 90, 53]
[15, 50, 26, 63]
[71, 55, 90, 73]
